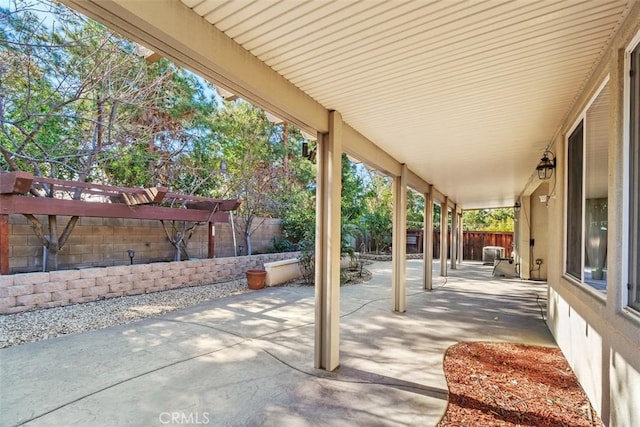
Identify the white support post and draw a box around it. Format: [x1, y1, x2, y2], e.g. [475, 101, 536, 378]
[517, 196, 532, 280]
[440, 198, 448, 277]
[513, 199, 521, 277]
[423, 186, 433, 290]
[314, 111, 342, 371]
[392, 164, 408, 312]
[451, 204, 458, 270]
[458, 211, 464, 264]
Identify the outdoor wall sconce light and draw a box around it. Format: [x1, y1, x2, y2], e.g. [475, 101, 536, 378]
[127, 248, 136, 265]
[514, 201, 521, 213]
[536, 150, 556, 180]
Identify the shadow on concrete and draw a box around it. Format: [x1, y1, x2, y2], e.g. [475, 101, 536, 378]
[0, 260, 555, 426]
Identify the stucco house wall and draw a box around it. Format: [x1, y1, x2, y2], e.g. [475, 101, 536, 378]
[522, 4, 640, 426]
[529, 183, 549, 281]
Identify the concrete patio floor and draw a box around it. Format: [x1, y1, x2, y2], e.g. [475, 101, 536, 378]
[0, 260, 556, 427]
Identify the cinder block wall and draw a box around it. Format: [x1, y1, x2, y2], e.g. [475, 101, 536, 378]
[0, 252, 299, 314]
[213, 218, 283, 257]
[7, 215, 282, 273]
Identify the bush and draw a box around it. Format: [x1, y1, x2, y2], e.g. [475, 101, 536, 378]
[298, 236, 315, 285]
[272, 236, 296, 253]
[340, 268, 351, 285]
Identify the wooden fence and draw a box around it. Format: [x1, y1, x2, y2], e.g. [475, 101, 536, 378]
[462, 231, 513, 260]
[360, 230, 513, 261]
[433, 231, 513, 260]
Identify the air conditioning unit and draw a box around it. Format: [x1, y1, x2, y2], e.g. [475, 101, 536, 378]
[482, 246, 505, 264]
[493, 258, 517, 278]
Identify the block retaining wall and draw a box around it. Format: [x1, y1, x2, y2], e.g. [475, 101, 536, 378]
[0, 252, 299, 314]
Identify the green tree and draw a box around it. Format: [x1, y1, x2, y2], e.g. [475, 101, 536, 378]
[463, 208, 514, 232]
[340, 154, 368, 255]
[407, 189, 424, 227]
[341, 154, 367, 223]
[359, 173, 392, 253]
[433, 203, 442, 229]
[278, 146, 315, 250]
[211, 101, 310, 255]
[0, 0, 219, 268]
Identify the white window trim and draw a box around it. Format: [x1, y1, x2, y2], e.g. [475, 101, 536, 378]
[562, 76, 610, 294]
[622, 31, 640, 309]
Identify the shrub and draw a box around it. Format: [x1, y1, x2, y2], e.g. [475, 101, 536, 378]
[272, 236, 296, 253]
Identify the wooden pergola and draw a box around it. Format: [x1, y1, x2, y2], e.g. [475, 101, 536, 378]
[0, 172, 242, 274]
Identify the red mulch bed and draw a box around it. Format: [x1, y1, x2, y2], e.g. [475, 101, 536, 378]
[438, 342, 603, 427]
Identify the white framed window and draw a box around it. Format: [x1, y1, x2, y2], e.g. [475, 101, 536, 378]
[565, 78, 610, 293]
[627, 35, 640, 311]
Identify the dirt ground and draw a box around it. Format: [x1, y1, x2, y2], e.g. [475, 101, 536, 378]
[438, 342, 603, 427]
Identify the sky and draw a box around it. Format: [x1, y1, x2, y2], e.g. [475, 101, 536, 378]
[1, 0, 56, 28]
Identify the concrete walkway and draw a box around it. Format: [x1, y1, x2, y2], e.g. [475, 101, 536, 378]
[0, 260, 555, 427]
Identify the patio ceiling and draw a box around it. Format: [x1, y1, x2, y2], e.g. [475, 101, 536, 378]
[180, 0, 630, 209]
[62, 0, 632, 209]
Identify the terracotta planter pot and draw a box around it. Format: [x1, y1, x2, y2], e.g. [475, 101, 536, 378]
[246, 269, 267, 290]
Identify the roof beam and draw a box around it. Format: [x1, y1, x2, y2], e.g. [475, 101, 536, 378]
[0, 171, 33, 194]
[0, 195, 230, 223]
[407, 170, 446, 203]
[342, 125, 401, 177]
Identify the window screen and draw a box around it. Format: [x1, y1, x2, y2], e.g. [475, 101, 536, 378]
[630, 43, 640, 310]
[566, 122, 584, 280]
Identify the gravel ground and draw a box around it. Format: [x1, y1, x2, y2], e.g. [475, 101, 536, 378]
[0, 279, 252, 349]
[0, 266, 374, 349]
